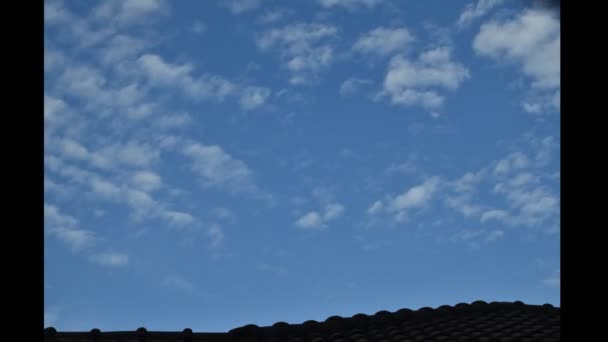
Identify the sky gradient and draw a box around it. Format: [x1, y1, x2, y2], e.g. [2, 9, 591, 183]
[44, 0, 560, 332]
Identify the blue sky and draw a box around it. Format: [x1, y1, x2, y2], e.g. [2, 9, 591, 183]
[44, 0, 560, 332]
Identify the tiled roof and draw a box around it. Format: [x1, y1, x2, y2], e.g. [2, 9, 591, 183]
[44, 300, 560, 342]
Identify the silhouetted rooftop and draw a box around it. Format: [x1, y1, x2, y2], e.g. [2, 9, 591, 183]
[44, 300, 560, 341]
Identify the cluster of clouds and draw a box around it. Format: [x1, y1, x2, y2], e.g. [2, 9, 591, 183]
[365, 132, 559, 245]
[44, 0, 278, 263]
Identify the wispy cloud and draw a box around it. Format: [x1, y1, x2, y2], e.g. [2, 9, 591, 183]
[339, 78, 373, 96]
[368, 177, 441, 223]
[474, 8, 560, 113]
[451, 228, 505, 248]
[44, 203, 95, 252]
[317, 0, 384, 11]
[295, 203, 345, 230]
[377, 47, 470, 114]
[90, 252, 130, 267]
[457, 0, 504, 28]
[256, 23, 337, 85]
[221, 0, 261, 14]
[181, 142, 257, 193]
[353, 27, 414, 56]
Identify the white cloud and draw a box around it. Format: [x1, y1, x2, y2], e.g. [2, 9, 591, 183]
[155, 112, 192, 130]
[457, 0, 504, 28]
[474, 9, 560, 113]
[259, 9, 291, 24]
[339, 78, 372, 96]
[494, 152, 529, 175]
[317, 0, 384, 10]
[181, 142, 256, 192]
[90, 252, 129, 267]
[295, 211, 325, 229]
[162, 275, 195, 293]
[370, 177, 441, 224]
[445, 170, 486, 217]
[485, 229, 505, 241]
[451, 228, 505, 247]
[92, 0, 169, 25]
[480, 209, 509, 223]
[256, 23, 337, 85]
[222, 0, 261, 14]
[367, 200, 384, 215]
[45, 48, 67, 73]
[58, 138, 89, 160]
[137, 54, 236, 101]
[162, 211, 196, 226]
[389, 177, 441, 211]
[380, 47, 470, 112]
[44, 203, 95, 251]
[99, 34, 148, 65]
[445, 195, 482, 217]
[240, 86, 272, 110]
[323, 203, 345, 220]
[353, 27, 414, 56]
[131, 171, 162, 192]
[295, 202, 344, 230]
[205, 223, 224, 248]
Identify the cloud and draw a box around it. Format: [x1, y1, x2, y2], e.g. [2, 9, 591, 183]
[457, 0, 504, 28]
[137, 54, 236, 101]
[222, 0, 261, 14]
[369, 177, 441, 223]
[162, 211, 196, 227]
[480, 209, 510, 223]
[379, 47, 470, 112]
[99, 34, 148, 65]
[181, 142, 256, 193]
[162, 275, 196, 293]
[91, 0, 169, 25]
[259, 9, 292, 24]
[44, 203, 95, 251]
[205, 223, 224, 248]
[256, 23, 337, 85]
[90, 252, 129, 267]
[353, 27, 414, 56]
[154, 112, 192, 130]
[494, 152, 529, 175]
[295, 202, 345, 230]
[131, 171, 162, 192]
[295, 211, 325, 229]
[367, 201, 384, 215]
[389, 177, 441, 211]
[444, 170, 486, 217]
[317, 0, 384, 10]
[451, 229, 505, 247]
[473, 9, 560, 113]
[339, 78, 372, 96]
[239, 86, 272, 110]
[323, 203, 345, 220]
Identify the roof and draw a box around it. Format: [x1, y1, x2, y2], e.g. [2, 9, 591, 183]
[44, 300, 560, 342]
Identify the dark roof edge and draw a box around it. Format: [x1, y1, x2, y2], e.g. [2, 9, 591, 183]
[44, 300, 560, 338]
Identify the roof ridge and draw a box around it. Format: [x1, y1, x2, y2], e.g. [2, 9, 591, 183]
[44, 300, 560, 339]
